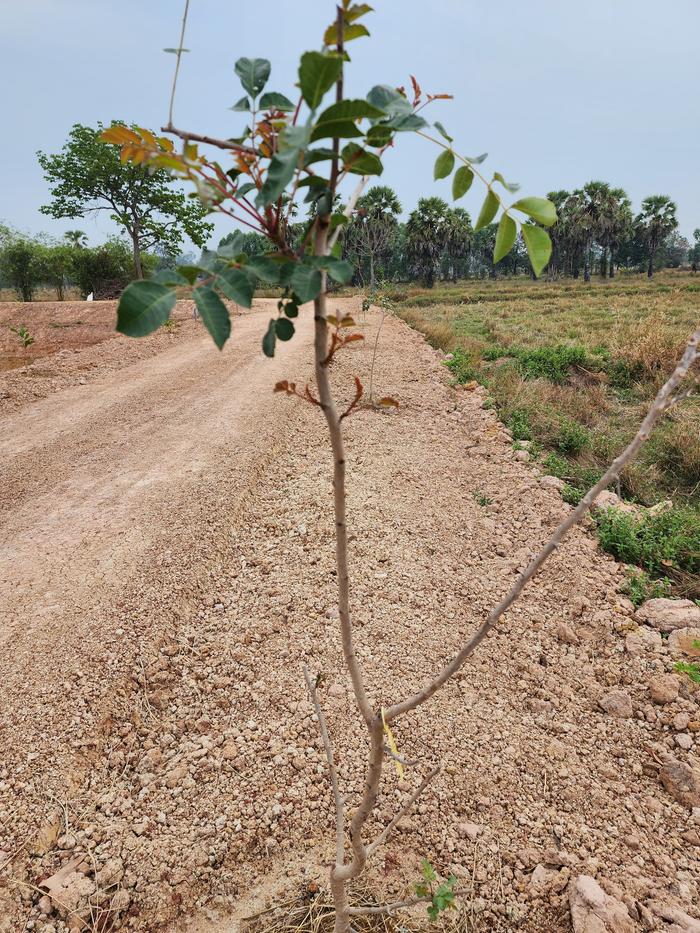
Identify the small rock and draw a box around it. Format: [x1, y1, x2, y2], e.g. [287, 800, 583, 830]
[327, 684, 345, 698]
[514, 449, 530, 462]
[456, 821, 483, 841]
[636, 598, 700, 633]
[540, 475, 566, 491]
[668, 627, 700, 658]
[675, 733, 694, 751]
[659, 757, 700, 808]
[557, 622, 580, 646]
[598, 690, 633, 718]
[569, 875, 635, 933]
[648, 673, 680, 705]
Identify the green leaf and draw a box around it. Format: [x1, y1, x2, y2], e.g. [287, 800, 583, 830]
[324, 22, 370, 45]
[327, 258, 354, 284]
[434, 149, 455, 180]
[493, 171, 520, 193]
[152, 268, 188, 286]
[234, 57, 271, 98]
[346, 3, 374, 23]
[310, 99, 384, 142]
[246, 255, 283, 283]
[365, 124, 393, 148]
[163, 47, 189, 54]
[256, 146, 300, 207]
[194, 287, 231, 350]
[384, 112, 427, 132]
[259, 91, 295, 111]
[304, 147, 336, 167]
[283, 301, 299, 318]
[291, 264, 323, 303]
[275, 317, 295, 341]
[317, 99, 385, 123]
[421, 859, 437, 882]
[299, 51, 343, 110]
[235, 181, 256, 197]
[230, 96, 250, 112]
[341, 142, 383, 175]
[177, 264, 202, 285]
[475, 189, 500, 231]
[493, 213, 517, 263]
[452, 165, 474, 200]
[310, 120, 365, 143]
[466, 152, 488, 164]
[262, 318, 276, 357]
[216, 268, 254, 307]
[367, 85, 412, 116]
[427, 905, 439, 922]
[521, 224, 552, 277]
[434, 121, 453, 142]
[511, 196, 557, 227]
[117, 280, 176, 338]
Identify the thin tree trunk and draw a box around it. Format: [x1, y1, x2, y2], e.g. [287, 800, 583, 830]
[369, 252, 375, 288]
[609, 251, 616, 279]
[583, 248, 591, 283]
[132, 228, 144, 280]
[647, 251, 654, 278]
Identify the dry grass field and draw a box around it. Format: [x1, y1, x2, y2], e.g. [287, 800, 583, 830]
[391, 270, 700, 602]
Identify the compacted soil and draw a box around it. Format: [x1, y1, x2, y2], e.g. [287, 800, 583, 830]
[0, 299, 698, 933]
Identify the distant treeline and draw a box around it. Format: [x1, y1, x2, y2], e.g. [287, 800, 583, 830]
[223, 184, 699, 288]
[0, 224, 193, 301]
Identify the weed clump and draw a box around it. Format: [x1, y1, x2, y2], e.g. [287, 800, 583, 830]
[595, 506, 700, 587]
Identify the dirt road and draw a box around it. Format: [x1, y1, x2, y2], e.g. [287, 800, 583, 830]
[1, 300, 698, 932]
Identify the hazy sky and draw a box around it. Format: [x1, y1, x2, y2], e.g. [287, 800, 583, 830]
[2, 0, 698, 248]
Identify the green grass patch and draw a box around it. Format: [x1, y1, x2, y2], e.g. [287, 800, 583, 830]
[595, 506, 700, 581]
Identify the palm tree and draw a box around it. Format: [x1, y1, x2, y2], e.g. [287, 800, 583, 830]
[596, 186, 632, 278]
[345, 186, 402, 286]
[64, 229, 87, 248]
[635, 196, 678, 277]
[405, 197, 451, 287]
[442, 207, 472, 282]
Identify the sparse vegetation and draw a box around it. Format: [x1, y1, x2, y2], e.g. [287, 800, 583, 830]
[397, 272, 700, 597]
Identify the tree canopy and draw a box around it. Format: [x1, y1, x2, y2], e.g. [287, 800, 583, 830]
[38, 122, 213, 278]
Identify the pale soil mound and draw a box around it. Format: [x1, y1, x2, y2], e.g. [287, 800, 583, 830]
[0, 301, 698, 932]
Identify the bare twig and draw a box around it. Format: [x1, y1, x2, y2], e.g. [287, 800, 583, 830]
[303, 665, 345, 865]
[384, 328, 700, 723]
[161, 125, 258, 157]
[366, 766, 440, 858]
[167, 0, 191, 127]
[347, 887, 469, 917]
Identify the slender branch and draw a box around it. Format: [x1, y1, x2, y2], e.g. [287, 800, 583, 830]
[366, 766, 440, 858]
[384, 328, 700, 723]
[167, 0, 191, 127]
[327, 175, 370, 251]
[303, 665, 345, 865]
[348, 888, 469, 917]
[161, 125, 258, 157]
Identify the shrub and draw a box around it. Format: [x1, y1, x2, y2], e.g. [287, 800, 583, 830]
[652, 414, 700, 491]
[624, 570, 672, 607]
[595, 506, 700, 580]
[554, 418, 590, 455]
[0, 238, 41, 301]
[445, 346, 480, 384]
[484, 343, 591, 383]
[506, 408, 532, 440]
[71, 239, 138, 299]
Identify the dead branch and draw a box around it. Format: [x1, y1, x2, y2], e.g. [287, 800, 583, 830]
[162, 124, 258, 157]
[366, 766, 440, 858]
[303, 665, 345, 864]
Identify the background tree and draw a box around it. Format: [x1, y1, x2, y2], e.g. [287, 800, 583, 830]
[406, 196, 451, 287]
[38, 122, 213, 279]
[635, 194, 678, 277]
[441, 206, 472, 281]
[344, 185, 402, 286]
[64, 229, 88, 248]
[35, 241, 75, 300]
[691, 228, 700, 270]
[0, 236, 41, 301]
